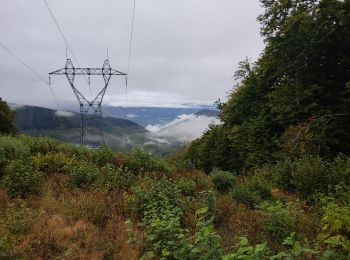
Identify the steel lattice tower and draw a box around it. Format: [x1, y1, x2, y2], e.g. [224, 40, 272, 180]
[49, 59, 126, 146]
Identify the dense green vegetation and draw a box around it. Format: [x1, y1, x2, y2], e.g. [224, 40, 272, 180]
[0, 98, 17, 134]
[185, 0, 350, 173]
[0, 134, 349, 259]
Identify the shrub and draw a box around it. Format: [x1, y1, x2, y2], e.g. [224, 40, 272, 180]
[54, 143, 93, 163]
[245, 174, 271, 200]
[128, 183, 222, 260]
[210, 169, 235, 192]
[33, 152, 77, 174]
[272, 155, 350, 198]
[3, 159, 43, 197]
[127, 150, 169, 175]
[128, 178, 181, 217]
[259, 201, 294, 242]
[70, 161, 99, 188]
[112, 152, 129, 168]
[329, 155, 350, 189]
[100, 164, 133, 191]
[177, 178, 196, 196]
[91, 145, 116, 167]
[0, 136, 30, 175]
[223, 237, 269, 259]
[272, 159, 295, 191]
[140, 199, 189, 259]
[190, 207, 222, 259]
[18, 135, 60, 154]
[174, 159, 195, 170]
[223, 233, 318, 259]
[232, 174, 271, 208]
[318, 197, 350, 258]
[291, 156, 328, 197]
[232, 186, 262, 209]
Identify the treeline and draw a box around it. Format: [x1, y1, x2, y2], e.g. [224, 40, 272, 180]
[185, 0, 350, 173]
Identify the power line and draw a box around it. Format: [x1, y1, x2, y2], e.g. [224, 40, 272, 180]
[125, 0, 136, 119]
[42, 0, 92, 98]
[0, 42, 60, 109]
[127, 0, 136, 76]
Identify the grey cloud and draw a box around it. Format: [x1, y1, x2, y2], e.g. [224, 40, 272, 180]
[0, 0, 264, 108]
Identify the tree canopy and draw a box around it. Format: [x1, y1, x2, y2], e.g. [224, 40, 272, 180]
[0, 98, 17, 134]
[185, 0, 350, 172]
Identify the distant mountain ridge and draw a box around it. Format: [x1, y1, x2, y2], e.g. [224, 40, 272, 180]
[10, 104, 158, 151]
[12, 104, 144, 132]
[54, 101, 216, 127]
[9, 104, 219, 155]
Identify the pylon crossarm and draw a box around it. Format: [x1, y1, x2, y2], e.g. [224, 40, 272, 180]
[49, 68, 126, 76]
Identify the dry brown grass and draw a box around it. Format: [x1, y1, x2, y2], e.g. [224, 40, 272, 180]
[0, 173, 139, 259]
[271, 188, 320, 240]
[217, 203, 265, 250]
[0, 167, 322, 259]
[0, 189, 9, 210]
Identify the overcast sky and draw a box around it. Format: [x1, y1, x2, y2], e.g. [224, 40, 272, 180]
[0, 0, 264, 108]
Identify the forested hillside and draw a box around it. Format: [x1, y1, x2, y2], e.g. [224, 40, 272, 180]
[185, 0, 350, 173]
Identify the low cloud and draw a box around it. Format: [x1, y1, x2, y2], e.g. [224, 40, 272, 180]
[9, 103, 25, 110]
[127, 113, 138, 118]
[147, 114, 219, 143]
[55, 110, 75, 117]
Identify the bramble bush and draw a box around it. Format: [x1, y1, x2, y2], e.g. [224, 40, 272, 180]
[259, 201, 294, 242]
[176, 178, 196, 196]
[127, 150, 170, 175]
[70, 161, 99, 188]
[127, 178, 182, 218]
[272, 155, 350, 199]
[100, 164, 134, 191]
[91, 145, 116, 167]
[272, 158, 294, 191]
[127, 176, 222, 259]
[291, 156, 328, 198]
[232, 186, 262, 209]
[223, 233, 318, 259]
[3, 159, 43, 197]
[18, 135, 60, 155]
[0, 135, 30, 176]
[223, 237, 269, 259]
[328, 155, 350, 190]
[318, 196, 350, 259]
[232, 174, 271, 209]
[210, 169, 235, 193]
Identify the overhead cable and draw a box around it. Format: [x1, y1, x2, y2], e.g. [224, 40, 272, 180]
[0, 42, 60, 109]
[125, 0, 136, 119]
[42, 0, 92, 98]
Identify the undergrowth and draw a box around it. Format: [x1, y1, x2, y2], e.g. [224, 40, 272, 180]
[0, 134, 349, 259]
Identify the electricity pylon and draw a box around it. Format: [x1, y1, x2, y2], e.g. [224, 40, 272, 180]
[49, 58, 126, 146]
